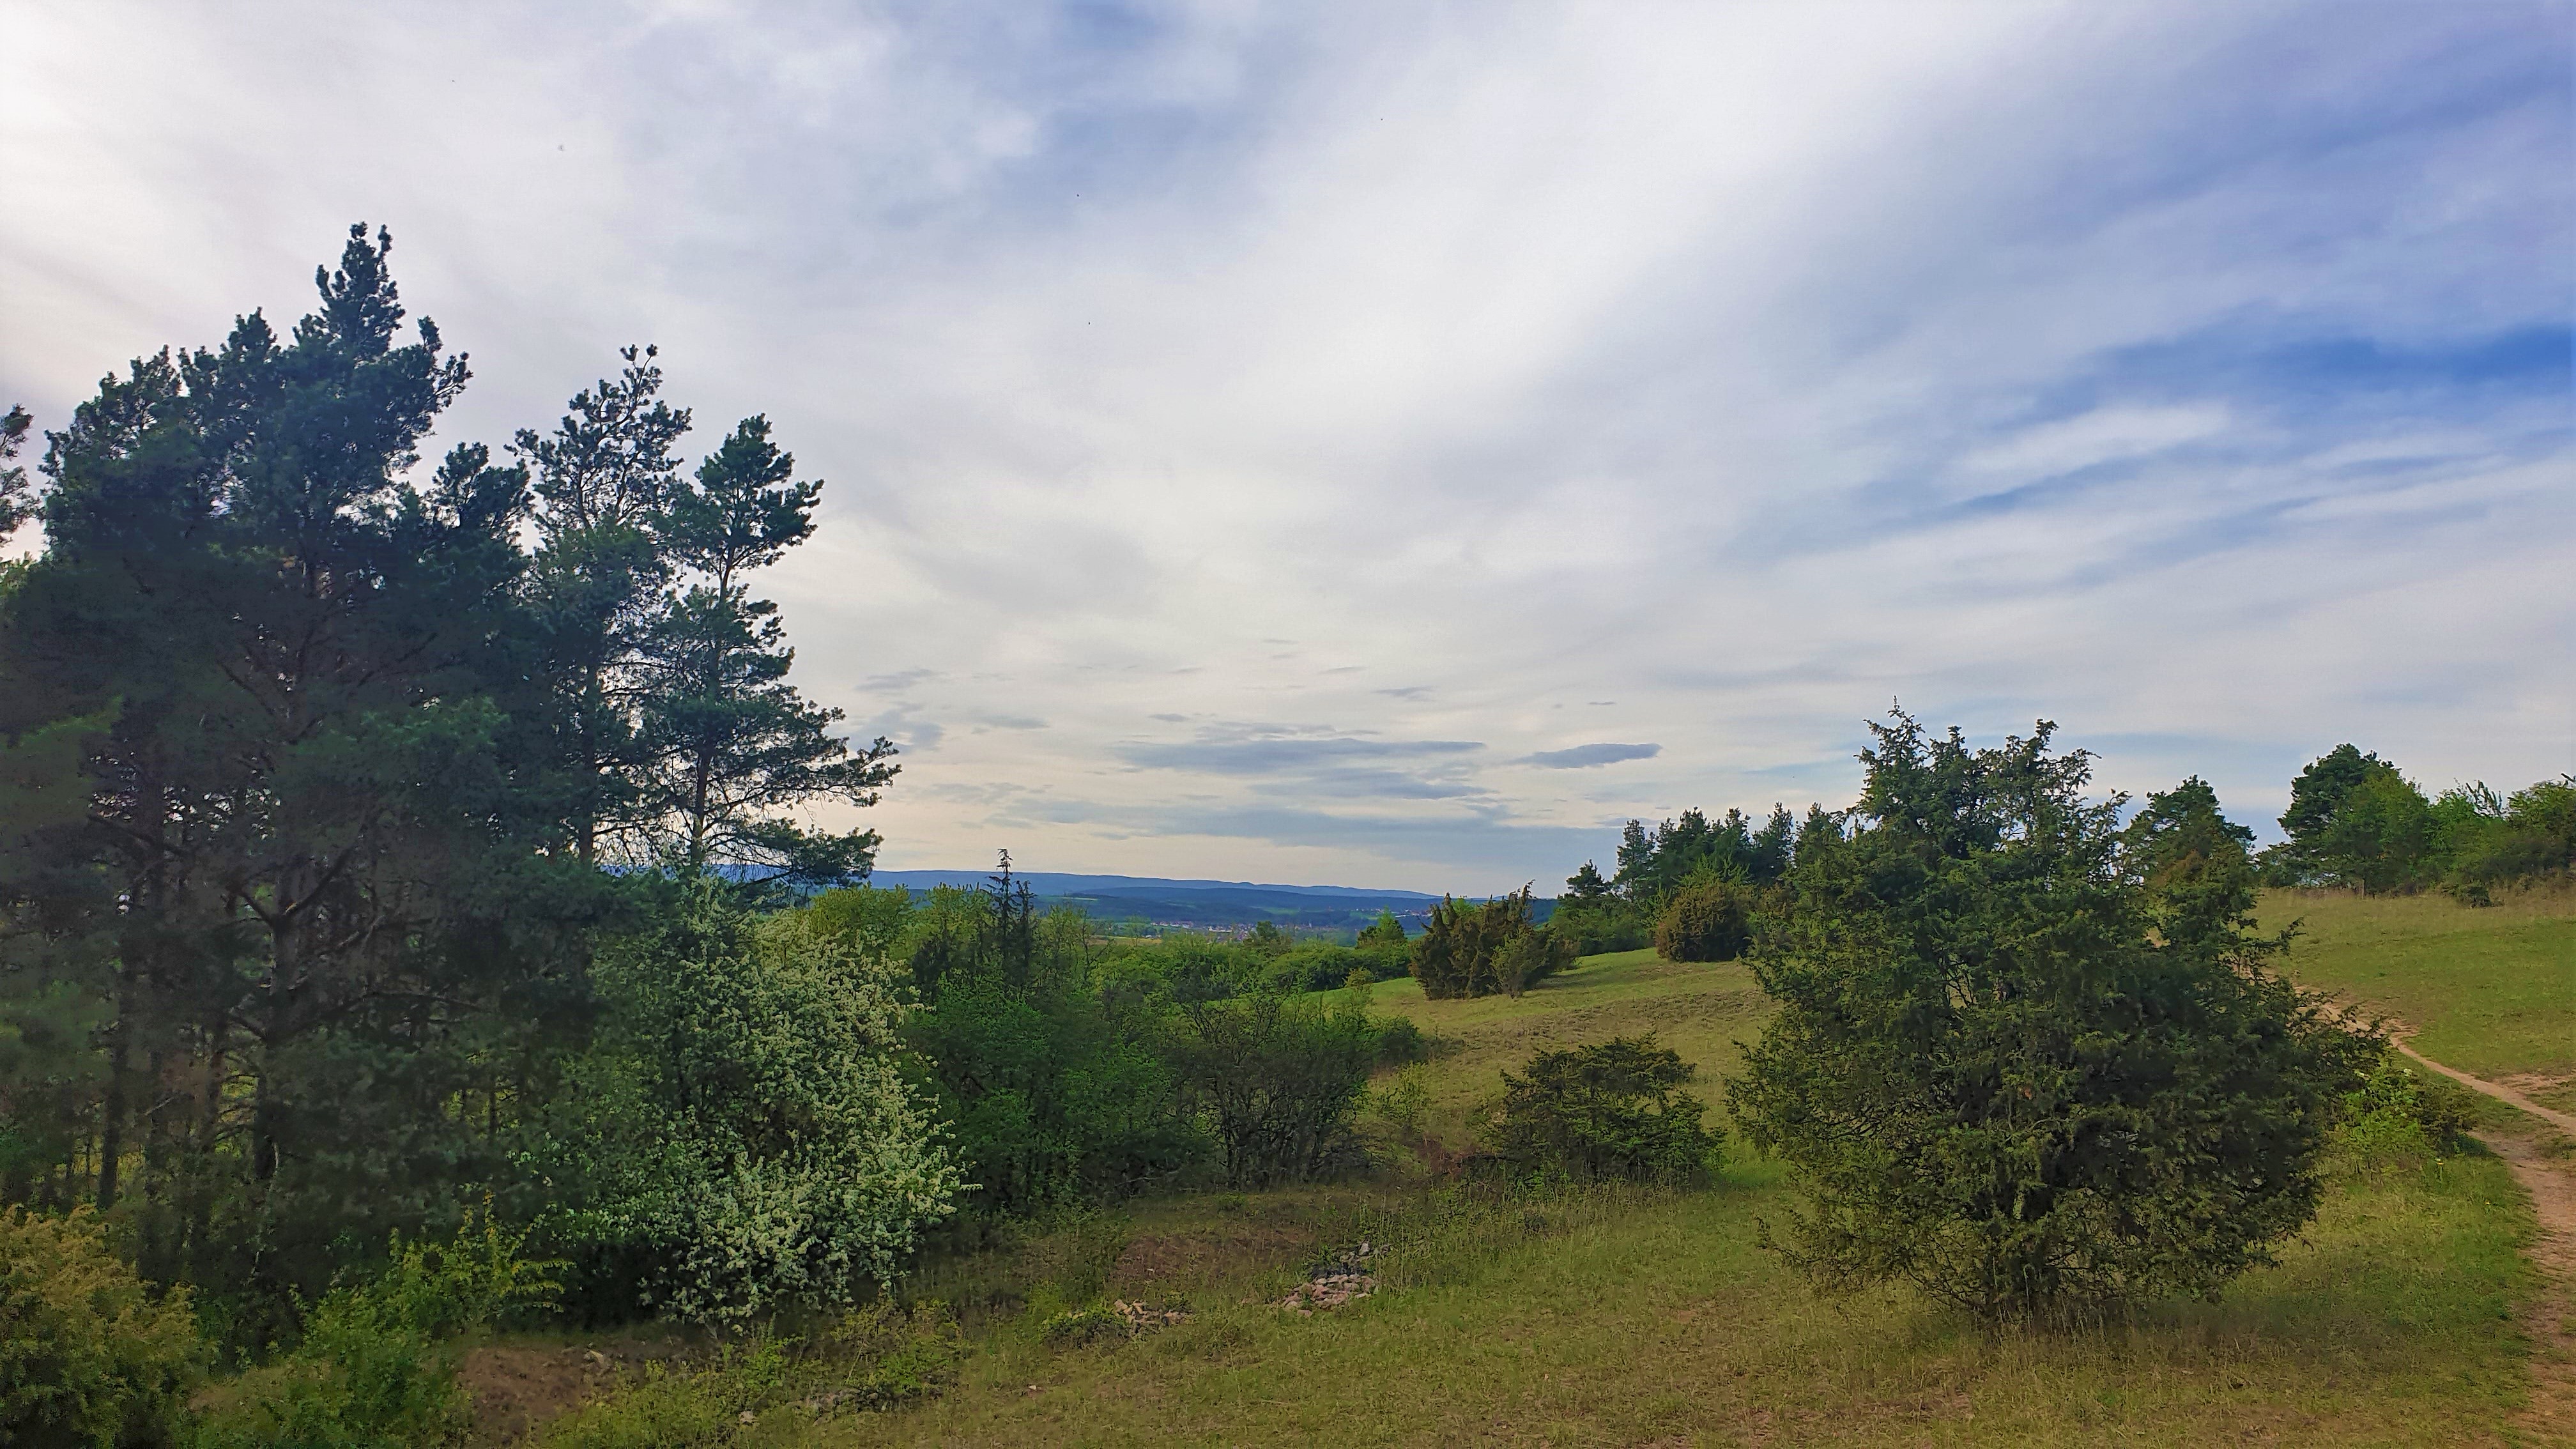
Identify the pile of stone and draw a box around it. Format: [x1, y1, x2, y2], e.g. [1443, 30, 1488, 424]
[1108, 1299, 1192, 1332]
[1278, 1241, 1380, 1315]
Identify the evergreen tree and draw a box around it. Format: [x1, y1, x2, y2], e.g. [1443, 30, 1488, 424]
[633, 418, 895, 883]
[1727, 711, 2373, 1324]
[0, 227, 597, 1310]
[514, 348, 692, 865]
[1562, 861, 1613, 902]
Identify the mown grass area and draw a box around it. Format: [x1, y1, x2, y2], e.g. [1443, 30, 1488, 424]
[516, 943, 2549, 1448]
[2261, 883, 2576, 1087]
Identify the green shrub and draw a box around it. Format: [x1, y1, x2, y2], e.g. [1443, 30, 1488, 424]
[1653, 880, 1756, 962]
[1164, 996, 1381, 1187]
[1487, 1036, 1717, 1184]
[2340, 1057, 2481, 1158]
[1411, 889, 1570, 999]
[189, 1214, 555, 1449]
[1728, 714, 2378, 1325]
[1546, 898, 1648, 956]
[0, 1206, 206, 1449]
[528, 892, 965, 1325]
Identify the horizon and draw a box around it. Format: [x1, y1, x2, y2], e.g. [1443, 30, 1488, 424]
[5, 1, 2569, 896]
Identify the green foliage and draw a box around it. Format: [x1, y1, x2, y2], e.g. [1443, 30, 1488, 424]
[1547, 896, 1648, 956]
[1728, 710, 2378, 1324]
[0, 1206, 205, 1449]
[533, 1335, 795, 1449]
[191, 1214, 553, 1449]
[1487, 1036, 1717, 1184]
[1611, 804, 1802, 906]
[535, 1305, 959, 1448]
[2271, 743, 2570, 896]
[528, 888, 962, 1326]
[1356, 909, 1409, 953]
[0, 228, 900, 1336]
[1409, 888, 1572, 999]
[1163, 996, 1383, 1188]
[1652, 880, 1757, 962]
[1370, 1066, 1431, 1140]
[898, 869, 1199, 1218]
[2338, 1058, 2480, 1160]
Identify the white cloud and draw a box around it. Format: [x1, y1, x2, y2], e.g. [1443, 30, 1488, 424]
[3, 0, 2568, 892]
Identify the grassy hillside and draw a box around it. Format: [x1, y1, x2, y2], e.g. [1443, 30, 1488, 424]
[519, 943, 2556, 1448]
[2261, 884, 2576, 1094]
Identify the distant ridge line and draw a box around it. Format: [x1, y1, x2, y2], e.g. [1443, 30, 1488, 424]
[865, 870, 1443, 901]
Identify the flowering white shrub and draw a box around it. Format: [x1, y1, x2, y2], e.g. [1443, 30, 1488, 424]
[534, 889, 964, 1326]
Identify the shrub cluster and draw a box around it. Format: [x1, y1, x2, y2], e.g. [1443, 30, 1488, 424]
[1653, 880, 1759, 962]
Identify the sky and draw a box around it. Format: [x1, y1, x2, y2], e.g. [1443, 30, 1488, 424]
[3, 1, 2570, 894]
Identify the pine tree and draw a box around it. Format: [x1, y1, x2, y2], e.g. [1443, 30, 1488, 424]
[634, 417, 896, 884]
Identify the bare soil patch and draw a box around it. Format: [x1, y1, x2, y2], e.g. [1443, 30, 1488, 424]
[460, 1337, 696, 1446]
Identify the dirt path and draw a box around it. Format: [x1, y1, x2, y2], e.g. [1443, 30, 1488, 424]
[2396, 1040, 2576, 1138]
[2395, 1042, 2576, 1441]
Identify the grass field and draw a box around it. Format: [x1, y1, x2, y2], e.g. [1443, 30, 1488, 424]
[2262, 884, 2576, 1103]
[515, 938, 2561, 1448]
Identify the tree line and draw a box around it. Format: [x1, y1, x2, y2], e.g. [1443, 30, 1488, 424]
[0, 230, 1423, 1365]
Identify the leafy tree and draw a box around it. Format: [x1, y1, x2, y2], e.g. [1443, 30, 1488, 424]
[514, 347, 693, 866]
[1793, 804, 1843, 868]
[1561, 861, 1613, 903]
[1728, 710, 2375, 1324]
[2119, 776, 2259, 951]
[0, 404, 33, 539]
[0, 226, 605, 1323]
[2313, 766, 2434, 894]
[1354, 909, 1409, 970]
[1488, 1036, 1716, 1183]
[897, 860, 1197, 1216]
[2280, 744, 2386, 848]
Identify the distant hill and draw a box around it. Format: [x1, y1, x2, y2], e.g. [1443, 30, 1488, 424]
[866, 870, 1448, 931]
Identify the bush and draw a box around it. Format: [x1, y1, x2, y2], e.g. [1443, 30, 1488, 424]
[1411, 889, 1572, 999]
[1546, 898, 1648, 956]
[191, 1214, 555, 1449]
[528, 889, 964, 1326]
[1728, 714, 2377, 1325]
[2340, 1057, 2481, 1158]
[1163, 996, 1381, 1187]
[1487, 1036, 1717, 1183]
[535, 1305, 958, 1448]
[0, 1206, 205, 1449]
[1653, 881, 1756, 962]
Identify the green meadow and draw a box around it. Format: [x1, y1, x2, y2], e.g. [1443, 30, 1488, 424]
[521, 929, 2557, 1448]
[2261, 885, 2576, 1106]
